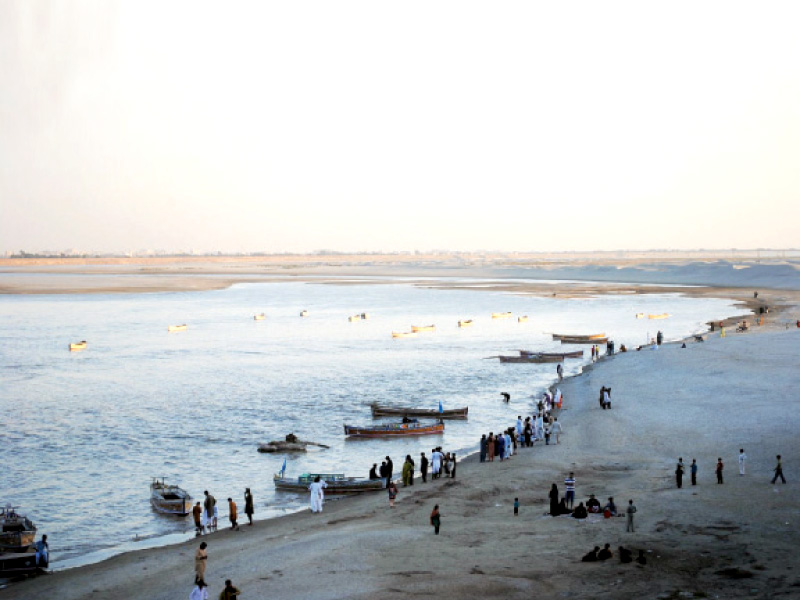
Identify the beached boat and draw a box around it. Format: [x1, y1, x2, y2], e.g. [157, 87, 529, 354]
[370, 403, 468, 420]
[558, 336, 608, 344]
[648, 313, 670, 320]
[518, 349, 584, 359]
[457, 319, 473, 327]
[69, 341, 87, 351]
[552, 333, 606, 341]
[518, 316, 529, 323]
[392, 331, 418, 338]
[149, 478, 192, 516]
[273, 473, 385, 494]
[254, 313, 266, 321]
[0, 506, 36, 553]
[491, 312, 512, 319]
[411, 324, 436, 332]
[167, 324, 188, 333]
[635, 313, 645, 319]
[498, 355, 562, 363]
[343, 421, 445, 437]
[0, 551, 39, 576]
[300, 310, 309, 317]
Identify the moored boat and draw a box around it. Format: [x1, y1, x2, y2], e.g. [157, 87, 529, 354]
[254, 313, 266, 321]
[69, 341, 87, 351]
[558, 336, 608, 344]
[300, 310, 309, 317]
[635, 313, 645, 319]
[149, 478, 192, 515]
[457, 319, 473, 327]
[348, 315, 361, 322]
[552, 333, 606, 341]
[517, 349, 584, 359]
[344, 421, 445, 437]
[391, 331, 418, 338]
[518, 316, 529, 323]
[411, 324, 436, 332]
[273, 473, 385, 494]
[370, 403, 468, 420]
[648, 313, 670, 319]
[167, 324, 188, 333]
[491, 312, 512, 319]
[0, 551, 39, 577]
[498, 355, 561, 363]
[0, 505, 36, 553]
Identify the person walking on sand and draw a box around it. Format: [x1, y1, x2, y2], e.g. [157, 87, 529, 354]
[219, 579, 241, 600]
[193, 501, 204, 536]
[244, 488, 254, 526]
[308, 476, 327, 513]
[691, 459, 698, 486]
[387, 480, 398, 508]
[514, 497, 519, 516]
[772, 455, 786, 484]
[551, 418, 562, 444]
[194, 541, 208, 583]
[564, 472, 576, 509]
[626, 500, 637, 532]
[227, 498, 238, 531]
[420, 452, 429, 482]
[738, 449, 747, 476]
[716, 458, 724, 484]
[430, 505, 441, 534]
[676, 458, 685, 489]
[549, 483, 559, 516]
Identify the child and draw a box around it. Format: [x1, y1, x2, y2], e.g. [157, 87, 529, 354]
[430, 505, 441, 534]
[514, 497, 519, 516]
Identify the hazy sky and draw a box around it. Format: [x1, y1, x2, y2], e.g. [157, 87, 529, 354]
[1, 1, 799, 254]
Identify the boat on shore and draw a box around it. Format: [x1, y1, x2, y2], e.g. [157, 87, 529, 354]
[0, 506, 36, 553]
[498, 355, 562, 363]
[149, 478, 192, 516]
[648, 313, 670, 320]
[273, 473, 385, 494]
[0, 551, 39, 577]
[344, 421, 445, 437]
[370, 403, 468, 420]
[167, 324, 187, 333]
[517, 349, 584, 359]
[491, 312, 512, 319]
[457, 319, 473, 327]
[392, 331, 418, 338]
[69, 341, 87, 351]
[411, 324, 436, 332]
[254, 313, 265, 321]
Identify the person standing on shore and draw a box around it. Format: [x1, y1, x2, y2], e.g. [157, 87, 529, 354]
[514, 497, 519, 516]
[309, 476, 327, 513]
[193, 501, 204, 535]
[430, 505, 441, 534]
[227, 498, 238, 531]
[691, 459, 698, 486]
[626, 500, 637, 532]
[244, 488, 254, 526]
[738, 449, 747, 476]
[402, 455, 413, 486]
[420, 452, 429, 482]
[564, 472, 576, 509]
[487, 433, 495, 462]
[431, 448, 442, 479]
[479, 435, 487, 462]
[385, 456, 394, 481]
[557, 363, 563, 382]
[772, 455, 786, 484]
[450, 453, 457, 478]
[387, 480, 398, 508]
[549, 483, 559, 516]
[203, 491, 216, 531]
[194, 541, 208, 584]
[716, 458, 724, 484]
[552, 418, 562, 444]
[219, 579, 241, 600]
[676, 458, 685, 488]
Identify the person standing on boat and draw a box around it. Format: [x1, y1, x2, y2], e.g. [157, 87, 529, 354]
[244, 488, 254, 526]
[309, 476, 327, 513]
[420, 452, 429, 482]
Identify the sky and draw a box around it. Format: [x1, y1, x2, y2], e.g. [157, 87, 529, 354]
[1, 1, 799, 254]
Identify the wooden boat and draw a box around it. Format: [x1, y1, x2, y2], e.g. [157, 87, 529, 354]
[559, 336, 608, 344]
[392, 331, 418, 338]
[167, 324, 187, 333]
[69, 341, 87, 351]
[360, 312, 370, 320]
[343, 421, 445, 437]
[635, 313, 645, 319]
[518, 316, 529, 323]
[648, 313, 670, 320]
[300, 310, 309, 317]
[411, 324, 436, 333]
[370, 403, 468, 420]
[491, 312, 512, 319]
[0, 506, 36, 553]
[149, 478, 192, 516]
[457, 319, 473, 327]
[498, 355, 562, 363]
[273, 473, 385, 494]
[552, 333, 606, 341]
[0, 551, 39, 576]
[254, 313, 266, 321]
[258, 434, 330, 453]
[348, 315, 361, 322]
[518, 349, 584, 359]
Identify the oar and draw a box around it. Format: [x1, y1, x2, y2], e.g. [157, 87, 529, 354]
[303, 441, 331, 449]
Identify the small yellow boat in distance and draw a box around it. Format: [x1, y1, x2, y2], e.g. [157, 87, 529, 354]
[518, 316, 529, 323]
[167, 324, 188, 333]
[392, 331, 418, 339]
[492, 312, 512, 319]
[300, 310, 309, 317]
[348, 315, 361, 322]
[458, 319, 474, 327]
[411, 325, 436, 333]
[69, 341, 87, 351]
[254, 313, 266, 321]
[648, 313, 670, 320]
[635, 313, 645, 319]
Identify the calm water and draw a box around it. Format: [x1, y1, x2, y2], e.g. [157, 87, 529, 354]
[0, 279, 737, 568]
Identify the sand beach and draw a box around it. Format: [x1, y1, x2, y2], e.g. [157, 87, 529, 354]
[1, 257, 799, 599]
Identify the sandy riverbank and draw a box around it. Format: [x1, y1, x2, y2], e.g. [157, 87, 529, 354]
[5, 293, 799, 599]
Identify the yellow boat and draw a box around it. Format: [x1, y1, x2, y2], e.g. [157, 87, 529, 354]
[300, 310, 309, 317]
[69, 341, 87, 351]
[348, 315, 361, 322]
[411, 325, 436, 333]
[168, 324, 188, 332]
[518, 316, 529, 323]
[458, 319, 474, 327]
[254, 314, 266, 321]
[392, 331, 418, 339]
[491, 312, 512, 319]
[648, 313, 670, 320]
[635, 313, 645, 319]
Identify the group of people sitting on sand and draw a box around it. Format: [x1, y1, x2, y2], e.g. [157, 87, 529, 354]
[581, 544, 647, 565]
[557, 494, 618, 519]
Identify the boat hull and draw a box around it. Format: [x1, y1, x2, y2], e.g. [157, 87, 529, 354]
[518, 350, 584, 359]
[559, 337, 608, 344]
[344, 422, 445, 437]
[370, 404, 468, 420]
[0, 551, 38, 576]
[150, 480, 192, 516]
[167, 325, 187, 332]
[411, 325, 436, 332]
[552, 333, 606, 341]
[491, 312, 512, 319]
[498, 355, 561, 363]
[273, 473, 385, 494]
[457, 320, 473, 327]
[69, 341, 87, 351]
[391, 331, 417, 338]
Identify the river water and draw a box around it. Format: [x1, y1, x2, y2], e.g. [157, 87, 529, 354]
[0, 278, 738, 568]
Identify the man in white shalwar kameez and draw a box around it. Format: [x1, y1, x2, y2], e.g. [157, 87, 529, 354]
[431, 450, 442, 479]
[308, 477, 328, 513]
[516, 417, 523, 439]
[738, 449, 747, 475]
[504, 432, 512, 458]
